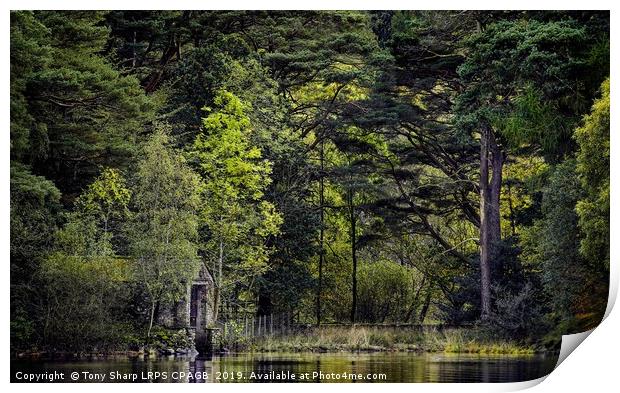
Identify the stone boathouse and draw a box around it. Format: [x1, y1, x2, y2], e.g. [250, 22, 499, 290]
[155, 265, 215, 354]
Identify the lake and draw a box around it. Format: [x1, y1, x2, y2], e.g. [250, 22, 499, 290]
[11, 352, 558, 383]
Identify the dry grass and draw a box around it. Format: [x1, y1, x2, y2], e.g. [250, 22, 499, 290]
[241, 326, 536, 354]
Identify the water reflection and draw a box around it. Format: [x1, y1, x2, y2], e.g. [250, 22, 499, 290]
[12, 352, 558, 383]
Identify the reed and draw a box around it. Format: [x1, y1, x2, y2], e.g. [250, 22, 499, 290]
[230, 326, 538, 354]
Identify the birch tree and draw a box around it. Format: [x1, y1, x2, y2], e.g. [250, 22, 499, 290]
[128, 127, 201, 338]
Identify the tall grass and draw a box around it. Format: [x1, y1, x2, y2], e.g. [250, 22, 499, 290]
[239, 326, 537, 354]
[434, 329, 536, 354]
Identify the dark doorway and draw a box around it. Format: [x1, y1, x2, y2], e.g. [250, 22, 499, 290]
[190, 284, 200, 328]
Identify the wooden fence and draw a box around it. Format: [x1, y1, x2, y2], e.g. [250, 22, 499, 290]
[217, 312, 304, 343]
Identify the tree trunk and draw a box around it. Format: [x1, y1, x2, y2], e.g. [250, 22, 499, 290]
[132, 31, 137, 68]
[144, 29, 181, 93]
[507, 183, 516, 237]
[317, 141, 325, 326]
[405, 277, 426, 322]
[419, 287, 432, 324]
[488, 131, 504, 251]
[479, 124, 504, 320]
[479, 125, 491, 319]
[213, 240, 224, 323]
[348, 188, 358, 324]
[147, 300, 156, 339]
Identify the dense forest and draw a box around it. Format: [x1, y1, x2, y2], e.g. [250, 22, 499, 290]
[10, 10, 609, 353]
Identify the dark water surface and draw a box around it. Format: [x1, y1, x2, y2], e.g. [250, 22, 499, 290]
[12, 352, 558, 383]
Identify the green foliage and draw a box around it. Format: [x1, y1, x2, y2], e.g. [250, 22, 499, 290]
[456, 18, 600, 160]
[190, 91, 282, 318]
[148, 327, 193, 351]
[10, 162, 62, 349]
[498, 85, 567, 153]
[520, 159, 606, 331]
[537, 160, 584, 317]
[38, 253, 131, 351]
[75, 168, 131, 229]
[10, 11, 155, 194]
[32, 169, 133, 351]
[9, 11, 610, 354]
[10, 162, 61, 263]
[454, 14, 609, 335]
[575, 78, 610, 269]
[57, 168, 131, 256]
[10, 12, 50, 157]
[357, 260, 424, 323]
[486, 282, 546, 340]
[161, 44, 246, 140]
[127, 127, 201, 333]
[196, 91, 272, 201]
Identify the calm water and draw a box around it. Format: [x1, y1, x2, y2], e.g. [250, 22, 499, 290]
[12, 352, 558, 383]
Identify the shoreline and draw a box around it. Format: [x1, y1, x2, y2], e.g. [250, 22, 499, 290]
[13, 325, 557, 360]
[12, 345, 553, 362]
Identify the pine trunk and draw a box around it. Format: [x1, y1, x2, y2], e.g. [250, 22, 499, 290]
[479, 125, 504, 320]
[317, 141, 324, 326]
[349, 188, 357, 324]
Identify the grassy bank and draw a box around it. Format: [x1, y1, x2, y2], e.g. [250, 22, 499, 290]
[235, 326, 540, 355]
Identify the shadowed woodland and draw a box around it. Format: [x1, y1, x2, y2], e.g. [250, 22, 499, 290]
[10, 10, 609, 354]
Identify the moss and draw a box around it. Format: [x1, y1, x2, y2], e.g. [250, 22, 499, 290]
[148, 327, 193, 351]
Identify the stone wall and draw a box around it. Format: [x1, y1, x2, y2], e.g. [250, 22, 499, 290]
[156, 265, 214, 332]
